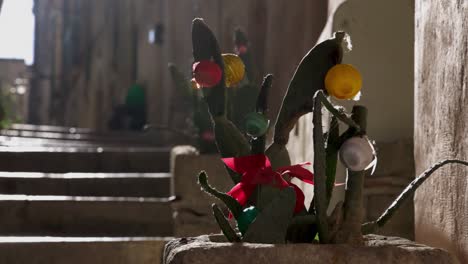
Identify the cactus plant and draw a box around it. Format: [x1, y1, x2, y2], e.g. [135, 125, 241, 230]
[169, 28, 258, 154]
[190, 18, 468, 245]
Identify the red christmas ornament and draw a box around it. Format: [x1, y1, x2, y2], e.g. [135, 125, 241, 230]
[192, 60, 222, 88]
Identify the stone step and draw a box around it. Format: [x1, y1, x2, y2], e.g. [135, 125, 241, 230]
[0, 236, 171, 264]
[10, 123, 93, 134]
[0, 136, 152, 148]
[0, 195, 174, 236]
[0, 130, 165, 144]
[0, 147, 171, 172]
[0, 172, 172, 197]
[3, 125, 192, 147]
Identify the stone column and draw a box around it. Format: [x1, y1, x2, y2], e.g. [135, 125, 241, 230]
[414, 1, 468, 262]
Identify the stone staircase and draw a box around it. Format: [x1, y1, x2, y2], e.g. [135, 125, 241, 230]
[0, 125, 183, 263]
[0, 237, 170, 264]
[0, 147, 171, 173]
[0, 194, 173, 237]
[0, 172, 172, 197]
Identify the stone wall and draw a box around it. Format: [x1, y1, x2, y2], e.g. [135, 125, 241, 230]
[414, 0, 468, 262]
[30, 0, 332, 132]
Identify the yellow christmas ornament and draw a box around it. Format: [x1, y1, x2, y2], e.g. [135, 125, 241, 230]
[222, 53, 245, 87]
[324, 64, 362, 100]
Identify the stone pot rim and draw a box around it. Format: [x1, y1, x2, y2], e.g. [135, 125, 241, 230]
[164, 233, 459, 264]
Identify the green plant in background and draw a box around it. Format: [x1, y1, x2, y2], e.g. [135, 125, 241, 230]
[190, 18, 468, 245]
[169, 28, 258, 154]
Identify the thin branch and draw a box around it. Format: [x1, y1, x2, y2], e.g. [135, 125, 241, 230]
[332, 106, 367, 244]
[362, 159, 468, 234]
[316, 91, 361, 131]
[312, 92, 330, 243]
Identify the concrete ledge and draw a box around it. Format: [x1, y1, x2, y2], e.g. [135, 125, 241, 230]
[0, 236, 172, 264]
[164, 234, 459, 264]
[0, 195, 174, 236]
[0, 172, 172, 197]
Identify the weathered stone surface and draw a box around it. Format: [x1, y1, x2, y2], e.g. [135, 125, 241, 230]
[0, 147, 170, 172]
[0, 237, 171, 264]
[0, 195, 174, 236]
[164, 234, 458, 264]
[414, 0, 468, 262]
[170, 146, 234, 237]
[0, 172, 172, 197]
[1, 126, 188, 147]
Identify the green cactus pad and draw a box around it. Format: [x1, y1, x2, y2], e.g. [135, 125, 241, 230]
[212, 203, 241, 242]
[192, 18, 226, 117]
[251, 74, 274, 155]
[242, 187, 296, 243]
[255, 185, 282, 211]
[272, 32, 346, 146]
[198, 171, 242, 219]
[265, 142, 291, 169]
[286, 214, 318, 243]
[214, 116, 251, 159]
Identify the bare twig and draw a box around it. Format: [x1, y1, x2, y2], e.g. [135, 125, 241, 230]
[332, 106, 367, 244]
[312, 92, 330, 243]
[317, 91, 361, 131]
[362, 159, 468, 234]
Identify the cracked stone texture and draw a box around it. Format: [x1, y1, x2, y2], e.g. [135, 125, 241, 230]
[414, 0, 468, 262]
[164, 234, 458, 264]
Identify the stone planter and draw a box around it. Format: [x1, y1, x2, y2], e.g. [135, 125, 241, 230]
[170, 146, 233, 237]
[163, 234, 459, 264]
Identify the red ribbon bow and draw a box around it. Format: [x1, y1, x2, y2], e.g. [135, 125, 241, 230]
[222, 154, 314, 213]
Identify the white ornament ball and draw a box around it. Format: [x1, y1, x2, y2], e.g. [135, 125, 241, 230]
[339, 136, 374, 171]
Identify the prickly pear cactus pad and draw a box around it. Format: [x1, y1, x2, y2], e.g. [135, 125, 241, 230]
[169, 23, 258, 154]
[190, 18, 468, 245]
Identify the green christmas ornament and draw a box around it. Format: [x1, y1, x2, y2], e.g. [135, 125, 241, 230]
[237, 206, 259, 235]
[245, 112, 269, 138]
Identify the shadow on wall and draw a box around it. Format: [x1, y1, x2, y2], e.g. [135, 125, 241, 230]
[416, 223, 462, 262]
